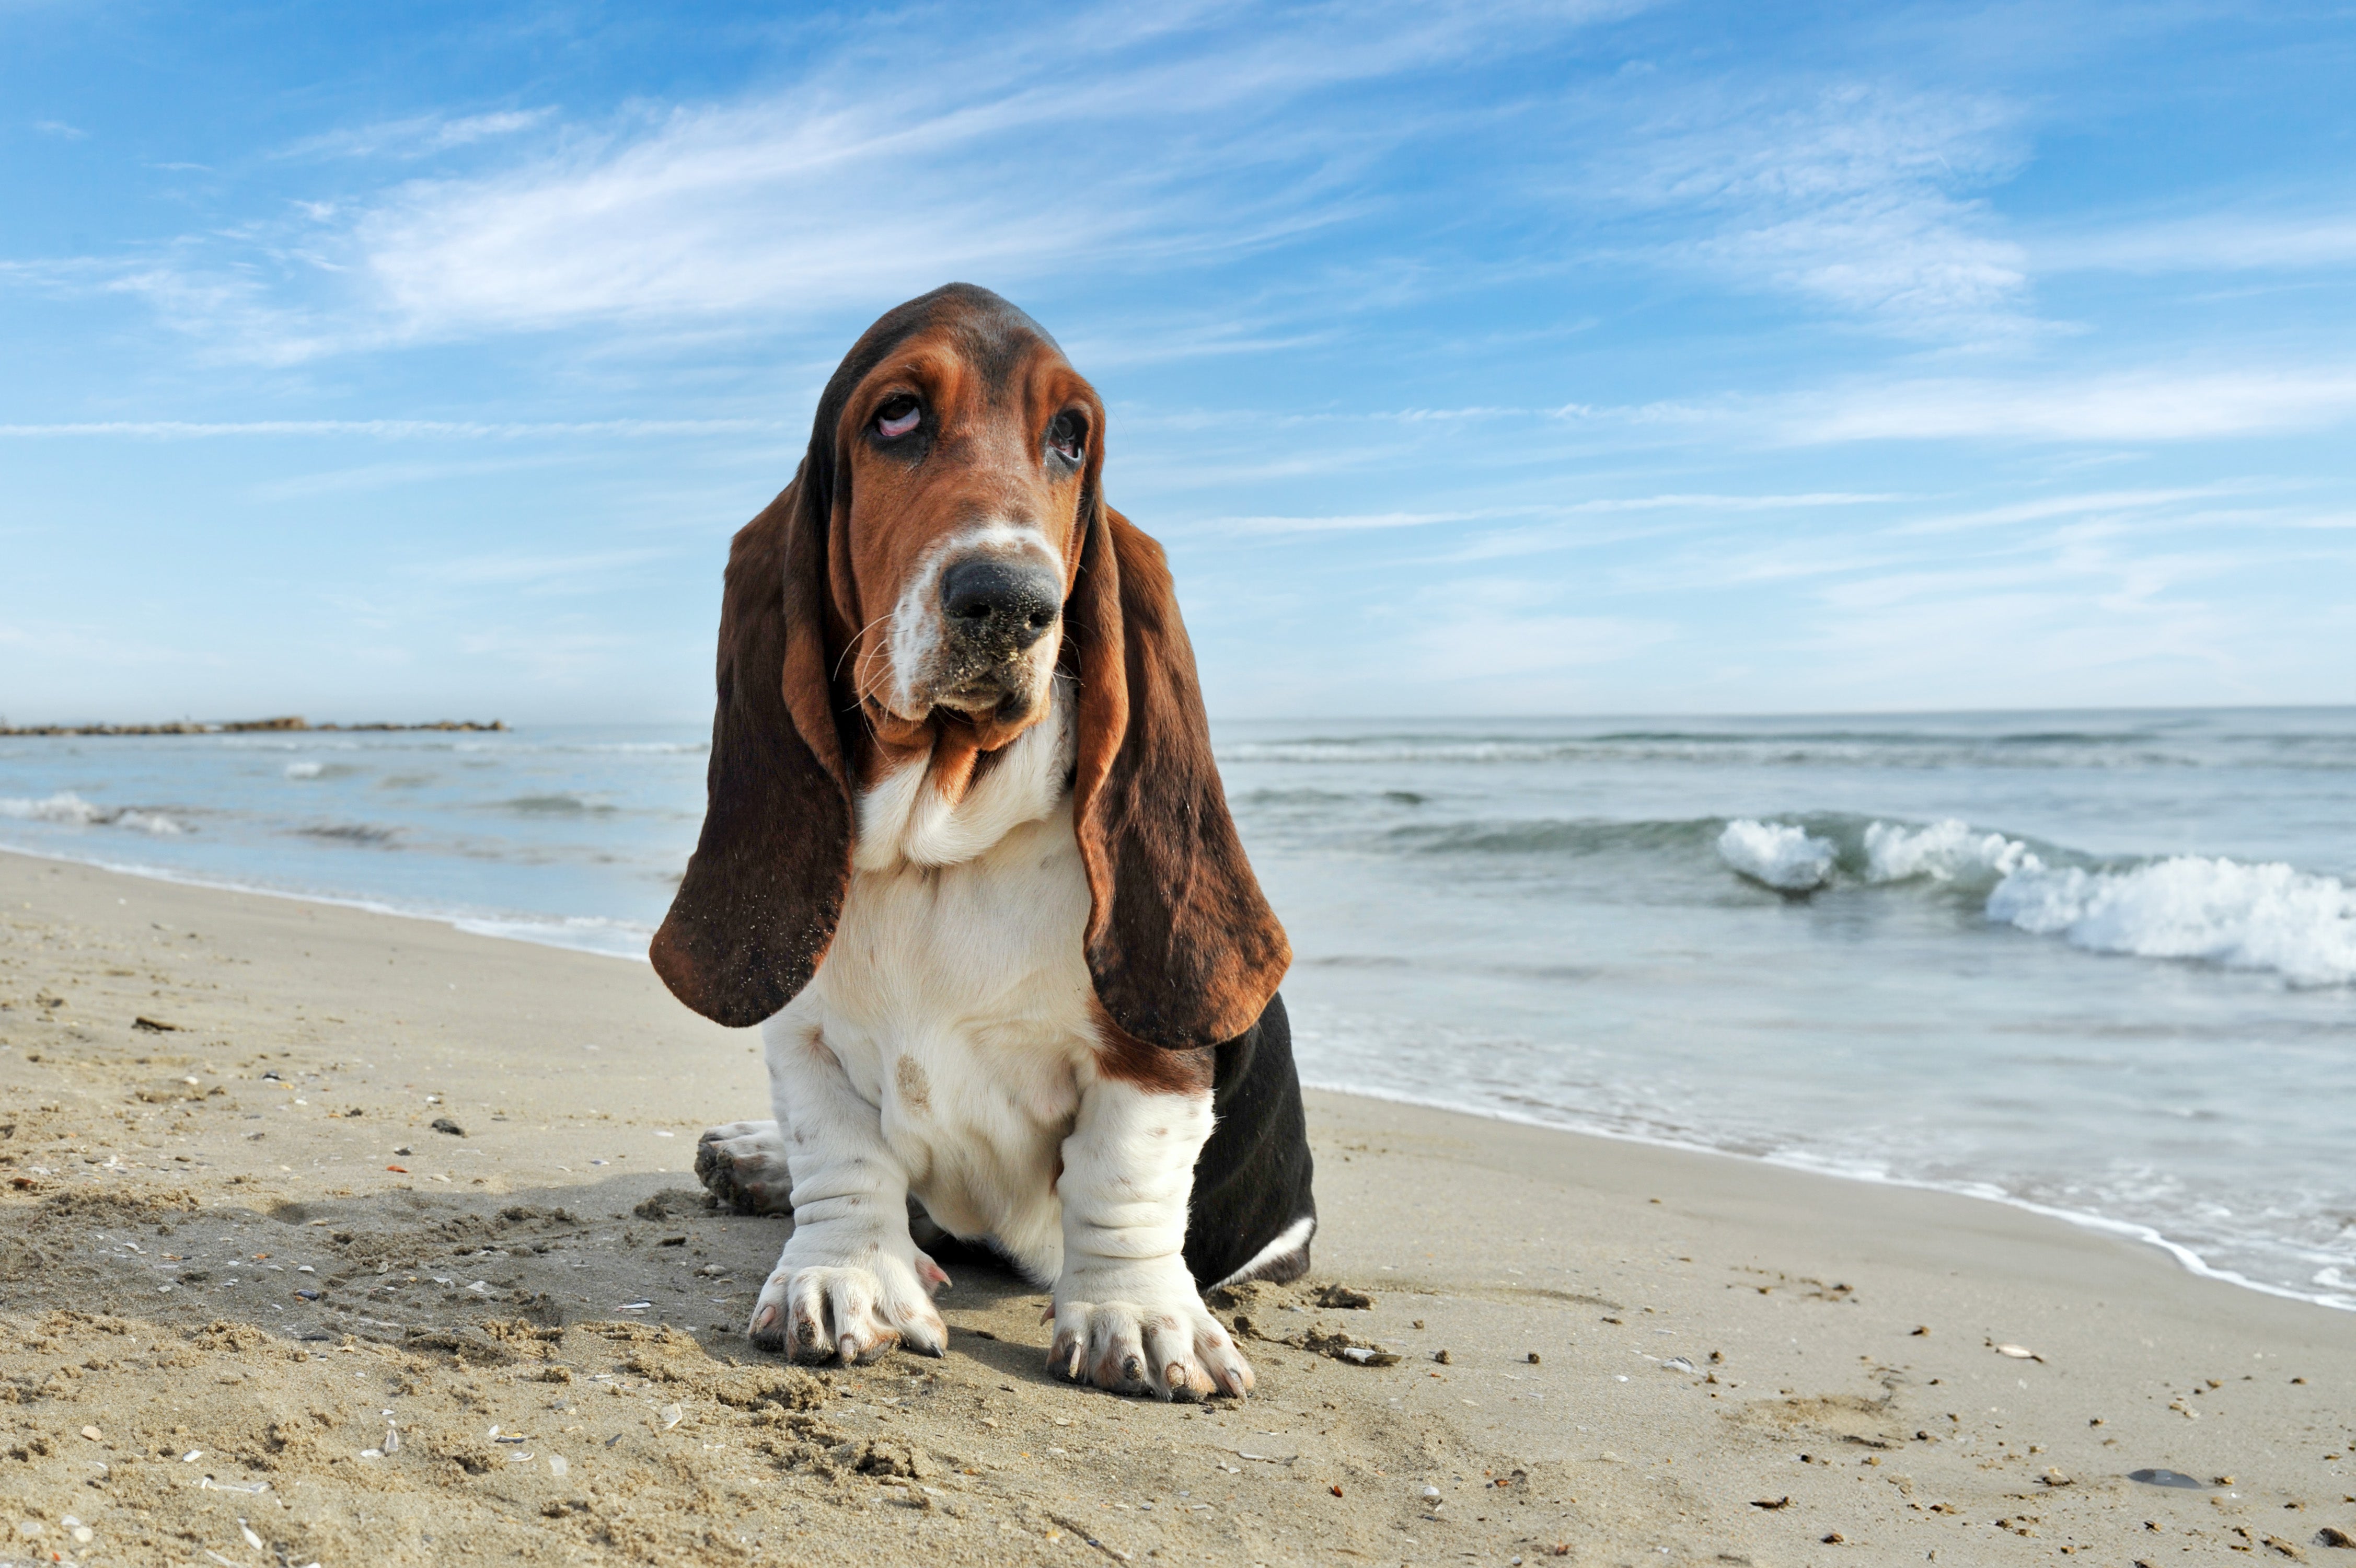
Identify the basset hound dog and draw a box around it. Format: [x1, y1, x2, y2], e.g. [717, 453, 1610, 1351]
[652, 283, 1316, 1401]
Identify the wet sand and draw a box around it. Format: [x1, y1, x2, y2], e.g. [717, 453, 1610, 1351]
[2, 847, 2351, 1565]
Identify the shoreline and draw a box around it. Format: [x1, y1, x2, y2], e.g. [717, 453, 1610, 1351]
[0, 840, 660, 961]
[1301, 1076, 2356, 1318]
[6, 838, 2348, 1319]
[2, 849, 2352, 1564]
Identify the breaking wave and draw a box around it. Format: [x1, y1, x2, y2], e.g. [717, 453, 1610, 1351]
[1, 791, 105, 825]
[0, 791, 188, 835]
[1715, 819, 1836, 891]
[1988, 856, 2356, 987]
[1720, 815, 2356, 986]
[1863, 817, 2039, 883]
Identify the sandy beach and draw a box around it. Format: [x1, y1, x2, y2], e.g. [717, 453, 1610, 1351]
[1, 847, 2350, 1567]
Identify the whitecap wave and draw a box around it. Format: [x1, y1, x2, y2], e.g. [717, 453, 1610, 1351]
[1, 791, 106, 825]
[1716, 819, 1837, 891]
[1222, 739, 1594, 765]
[285, 761, 324, 779]
[1706, 812, 2356, 986]
[1988, 855, 2356, 986]
[114, 810, 186, 836]
[566, 741, 707, 755]
[0, 792, 186, 834]
[1863, 818, 2038, 884]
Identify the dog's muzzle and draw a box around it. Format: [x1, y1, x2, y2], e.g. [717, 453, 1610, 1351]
[918, 555, 1062, 716]
[941, 557, 1060, 655]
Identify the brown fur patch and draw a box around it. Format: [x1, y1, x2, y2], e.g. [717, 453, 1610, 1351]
[1089, 998, 1216, 1096]
[894, 1055, 932, 1113]
[1070, 510, 1291, 1050]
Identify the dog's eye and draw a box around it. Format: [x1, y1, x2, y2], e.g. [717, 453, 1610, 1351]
[1048, 412, 1086, 464]
[875, 396, 921, 439]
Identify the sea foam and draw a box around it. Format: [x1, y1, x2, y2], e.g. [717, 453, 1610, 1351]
[1716, 819, 1837, 891]
[1863, 817, 2038, 885]
[1989, 855, 2356, 987]
[113, 810, 184, 836]
[0, 791, 107, 825]
[0, 792, 184, 835]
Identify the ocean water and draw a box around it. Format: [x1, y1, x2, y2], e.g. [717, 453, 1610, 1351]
[4, 708, 2352, 1310]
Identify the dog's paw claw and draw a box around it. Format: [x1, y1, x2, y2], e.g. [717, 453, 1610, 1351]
[1048, 1288, 1251, 1399]
[748, 1256, 943, 1367]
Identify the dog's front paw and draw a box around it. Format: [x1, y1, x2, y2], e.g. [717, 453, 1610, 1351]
[696, 1120, 792, 1215]
[749, 1247, 947, 1364]
[1048, 1274, 1252, 1400]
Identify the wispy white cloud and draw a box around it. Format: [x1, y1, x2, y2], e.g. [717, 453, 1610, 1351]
[2035, 208, 2356, 274]
[413, 547, 673, 592]
[1210, 491, 1900, 536]
[1591, 81, 2035, 342]
[1884, 482, 2283, 535]
[0, 417, 785, 439]
[246, 453, 586, 501]
[343, 66, 1377, 342]
[1786, 367, 2356, 443]
[278, 108, 553, 162]
[0, 615, 229, 671]
[1215, 507, 1500, 535]
[1777, 517, 2356, 706]
[32, 119, 86, 141]
[1510, 366, 2356, 448]
[25, 1, 1651, 360]
[452, 624, 644, 681]
[1413, 586, 1672, 683]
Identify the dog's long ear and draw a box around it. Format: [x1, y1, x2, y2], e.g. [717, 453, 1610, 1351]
[650, 468, 854, 1028]
[1068, 504, 1290, 1050]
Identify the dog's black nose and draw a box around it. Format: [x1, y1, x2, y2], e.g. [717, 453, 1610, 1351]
[941, 558, 1060, 650]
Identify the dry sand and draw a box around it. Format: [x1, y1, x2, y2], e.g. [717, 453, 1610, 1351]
[1, 848, 2351, 1566]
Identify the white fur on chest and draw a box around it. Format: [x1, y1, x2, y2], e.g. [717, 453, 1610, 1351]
[776, 687, 1096, 1282]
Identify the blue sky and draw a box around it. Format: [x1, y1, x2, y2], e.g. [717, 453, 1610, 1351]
[4, 1, 2353, 724]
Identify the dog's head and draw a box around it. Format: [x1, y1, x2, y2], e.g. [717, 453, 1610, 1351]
[651, 284, 1288, 1047]
[819, 286, 1100, 756]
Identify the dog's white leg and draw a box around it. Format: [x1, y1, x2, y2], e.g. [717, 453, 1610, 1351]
[747, 1017, 947, 1363]
[1048, 1078, 1252, 1400]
